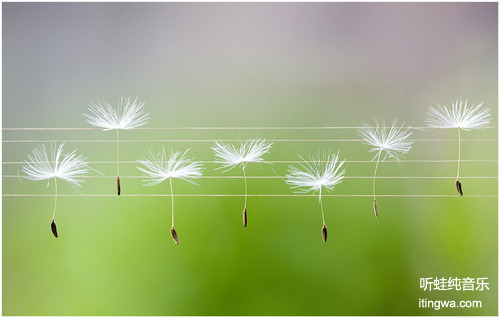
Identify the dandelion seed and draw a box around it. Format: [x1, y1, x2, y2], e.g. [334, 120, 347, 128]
[84, 96, 149, 195]
[456, 179, 463, 196]
[170, 227, 179, 245]
[426, 98, 491, 196]
[138, 148, 203, 245]
[212, 138, 273, 227]
[321, 224, 327, 243]
[358, 119, 413, 217]
[117, 176, 121, 196]
[242, 208, 247, 228]
[22, 143, 89, 238]
[285, 152, 345, 242]
[51, 220, 58, 238]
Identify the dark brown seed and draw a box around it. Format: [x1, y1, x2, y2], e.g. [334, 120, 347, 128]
[321, 224, 327, 242]
[373, 199, 379, 218]
[50, 219, 58, 238]
[243, 208, 247, 227]
[456, 179, 463, 196]
[117, 176, 121, 196]
[170, 227, 179, 245]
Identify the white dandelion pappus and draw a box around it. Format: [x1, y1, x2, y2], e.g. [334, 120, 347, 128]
[84, 96, 149, 195]
[84, 96, 149, 130]
[23, 143, 89, 187]
[211, 138, 273, 227]
[357, 119, 413, 217]
[138, 148, 203, 186]
[285, 152, 345, 197]
[22, 143, 90, 238]
[425, 98, 491, 196]
[137, 148, 203, 245]
[426, 98, 491, 130]
[212, 138, 273, 171]
[358, 119, 413, 161]
[285, 151, 346, 243]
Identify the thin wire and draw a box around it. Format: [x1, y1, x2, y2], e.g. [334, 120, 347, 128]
[4, 159, 497, 164]
[1, 126, 468, 131]
[2, 138, 497, 143]
[4, 175, 496, 179]
[3, 194, 497, 197]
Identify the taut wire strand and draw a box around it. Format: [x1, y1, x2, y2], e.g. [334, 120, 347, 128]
[4, 175, 497, 179]
[3, 194, 497, 198]
[2, 159, 498, 165]
[2, 138, 497, 143]
[4, 160, 497, 164]
[2, 126, 497, 131]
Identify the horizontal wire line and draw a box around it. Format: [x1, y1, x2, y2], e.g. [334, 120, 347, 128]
[5, 176, 497, 179]
[2, 139, 497, 143]
[3, 159, 497, 164]
[3, 194, 497, 198]
[3, 126, 482, 131]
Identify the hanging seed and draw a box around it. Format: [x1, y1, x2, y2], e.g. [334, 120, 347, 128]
[50, 219, 58, 238]
[170, 227, 179, 245]
[455, 179, 463, 196]
[117, 176, 121, 196]
[243, 208, 247, 227]
[373, 199, 379, 218]
[321, 224, 327, 242]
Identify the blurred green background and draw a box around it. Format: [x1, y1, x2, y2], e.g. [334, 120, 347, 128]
[3, 3, 497, 316]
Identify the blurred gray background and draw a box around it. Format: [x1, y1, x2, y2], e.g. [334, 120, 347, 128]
[3, 2, 497, 128]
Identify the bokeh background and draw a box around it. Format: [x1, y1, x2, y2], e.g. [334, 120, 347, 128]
[3, 2, 497, 316]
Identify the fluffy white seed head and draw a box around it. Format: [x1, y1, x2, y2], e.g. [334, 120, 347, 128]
[84, 96, 149, 130]
[212, 138, 273, 172]
[285, 152, 346, 199]
[358, 119, 413, 161]
[138, 148, 203, 186]
[426, 98, 491, 130]
[22, 143, 89, 187]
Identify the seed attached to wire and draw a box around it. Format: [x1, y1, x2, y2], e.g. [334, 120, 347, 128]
[84, 97, 149, 196]
[22, 143, 89, 239]
[170, 227, 179, 245]
[211, 138, 273, 227]
[426, 98, 490, 195]
[321, 224, 327, 242]
[285, 152, 345, 243]
[456, 179, 463, 196]
[138, 148, 203, 245]
[358, 119, 413, 218]
[50, 219, 58, 238]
